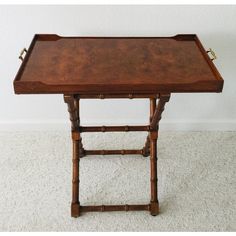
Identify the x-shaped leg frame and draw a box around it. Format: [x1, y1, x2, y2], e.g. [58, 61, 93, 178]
[64, 93, 170, 217]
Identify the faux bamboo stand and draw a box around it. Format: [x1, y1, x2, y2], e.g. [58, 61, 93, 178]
[64, 93, 170, 217]
[14, 34, 224, 217]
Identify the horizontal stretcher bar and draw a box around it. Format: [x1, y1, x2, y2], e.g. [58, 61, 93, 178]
[80, 204, 150, 212]
[79, 125, 150, 132]
[76, 94, 159, 99]
[83, 149, 144, 156]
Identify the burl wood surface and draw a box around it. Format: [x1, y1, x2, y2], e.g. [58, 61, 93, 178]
[14, 34, 223, 94]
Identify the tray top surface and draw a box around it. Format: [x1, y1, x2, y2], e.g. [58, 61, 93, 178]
[14, 34, 223, 94]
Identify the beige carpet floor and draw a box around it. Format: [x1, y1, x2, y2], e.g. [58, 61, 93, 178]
[0, 131, 235, 231]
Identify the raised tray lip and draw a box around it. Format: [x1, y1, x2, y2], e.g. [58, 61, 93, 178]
[27, 33, 199, 40]
[13, 34, 224, 94]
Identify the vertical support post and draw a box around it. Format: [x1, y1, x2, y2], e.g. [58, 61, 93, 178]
[150, 98, 157, 121]
[149, 130, 158, 215]
[149, 93, 170, 216]
[71, 132, 80, 217]
[64, 95, 81, 217]
[142, 98, 156, 157]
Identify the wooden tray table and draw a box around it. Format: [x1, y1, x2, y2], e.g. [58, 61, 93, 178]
[14, 34, 224, 217]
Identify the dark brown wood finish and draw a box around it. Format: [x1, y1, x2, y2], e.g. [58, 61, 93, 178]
[81, 204, 150, 212]
[64, 95, 81, 217]
[80, 125, 150, 132]
[14, 34, 223, 94]
[142, 98, 157, 157]
[149, 94, 170, 215]
[150, 94, 171, 130]
[84, 149, 143, 156]
[63, 93, 171, 217]
[14, 34, 224, 217]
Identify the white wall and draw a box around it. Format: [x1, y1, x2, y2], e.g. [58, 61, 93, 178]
[0, 5, 236, 131]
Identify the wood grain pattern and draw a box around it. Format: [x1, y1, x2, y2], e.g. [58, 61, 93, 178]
[14, 34, 223, 94]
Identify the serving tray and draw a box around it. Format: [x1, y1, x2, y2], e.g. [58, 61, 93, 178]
[14, 34, 224, 94]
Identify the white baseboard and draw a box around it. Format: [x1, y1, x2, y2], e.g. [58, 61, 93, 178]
[0, 119, 235, 131]
[160, 119, 236, 131]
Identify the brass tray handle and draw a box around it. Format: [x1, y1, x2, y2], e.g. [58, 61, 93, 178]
[19, 48, 28, 61]
[206, 48, 217, 61]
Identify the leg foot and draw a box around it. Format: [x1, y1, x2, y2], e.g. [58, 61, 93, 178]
[149, 201, 159, 216]
[71, 202, 80, 217]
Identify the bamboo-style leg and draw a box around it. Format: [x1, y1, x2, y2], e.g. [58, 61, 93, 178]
[142, 137, 150, 157]
[149, 94, 170, 216]
[149, 131, 159, 215]
[64, 95, 82, 217]
[142, 98, 156, 157]
[74, 98, 85, 158]
[71, 132, 80, 217]
[150, 94, 171, 131]
[63, 93, 170, 217]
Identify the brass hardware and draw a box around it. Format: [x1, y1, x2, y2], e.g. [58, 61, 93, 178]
[206, 48, 217, 61]
[19, 48, 28, 61]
